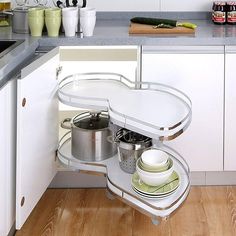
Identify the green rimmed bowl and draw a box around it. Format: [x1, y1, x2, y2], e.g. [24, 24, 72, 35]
[137, 157, 173, 173]
[136, 159, 174, 186]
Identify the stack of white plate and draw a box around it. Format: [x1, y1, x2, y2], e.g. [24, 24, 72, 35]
[131, 171, 180, 199]
[131, 149, 180, 199]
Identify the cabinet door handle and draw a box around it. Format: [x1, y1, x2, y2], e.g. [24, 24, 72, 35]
[21, 196, 25, 207]
[22, 98, 26, 107]
[56, 66, 62, 80]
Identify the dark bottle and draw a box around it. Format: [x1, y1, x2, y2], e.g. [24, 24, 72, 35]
[227, 2, 236, 24]
[212, 1, 227, 24]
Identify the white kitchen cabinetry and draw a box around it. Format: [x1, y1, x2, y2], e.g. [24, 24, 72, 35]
[16, 46, 192, 229]
[0, 79, 16, 236]
[142, 46, 224, 171]
[16, 48, 59, 229]
[224, 46, 236, 170]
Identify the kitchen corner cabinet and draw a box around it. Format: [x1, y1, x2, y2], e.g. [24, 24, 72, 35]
[0, 79, 16, 236]
[16, 46, 192, 229]
[225, 46, 236, 170]
[142, 46, 224, 171]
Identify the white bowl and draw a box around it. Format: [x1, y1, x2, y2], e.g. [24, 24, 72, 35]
[141, 149, 169, 168]
[136, 162, 173, 186]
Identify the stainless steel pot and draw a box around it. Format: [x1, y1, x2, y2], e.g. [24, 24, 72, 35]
[61, 111, 117, 162]
[4, 7, 29, 34]
[114, 128, 152, 174]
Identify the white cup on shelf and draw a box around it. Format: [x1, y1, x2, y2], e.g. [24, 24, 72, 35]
[62, 7, 79, 37]
[80, 7, 96, 37]
[80, 7, 96, 17]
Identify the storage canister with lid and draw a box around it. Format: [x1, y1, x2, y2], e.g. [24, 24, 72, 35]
[227, 1, 236, 24]
[212, 1, 227, 24]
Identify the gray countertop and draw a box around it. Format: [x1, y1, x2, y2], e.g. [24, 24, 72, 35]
[1, 16, 236, 88]
[39, 19, 236, 46]
[2, 18, 236, 47]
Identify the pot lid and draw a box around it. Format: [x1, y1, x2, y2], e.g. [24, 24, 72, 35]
[73, 111, 109, 130]
[13, 6, 29, 12]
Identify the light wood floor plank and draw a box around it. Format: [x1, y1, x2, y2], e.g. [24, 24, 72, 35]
[15, 187, 236, 236]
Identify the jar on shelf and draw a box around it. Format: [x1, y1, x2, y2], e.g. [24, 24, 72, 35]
[0, 0, 11, 27]
[227, 1, 236, 24]
[212, 1, 227, 24]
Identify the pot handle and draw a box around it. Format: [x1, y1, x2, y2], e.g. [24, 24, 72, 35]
[117, 147, 122, 162]
[61, 118, 71, 130]
[2, 10, 13, 15]
[107, 136, 122, 162]
[107, 135, 115, 144]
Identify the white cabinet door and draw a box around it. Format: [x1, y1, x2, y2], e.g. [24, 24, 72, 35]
[16, 48, 59, 229]
[225, 46, 236, 170]
[142, 46, 224, 171]
[0, 79, 16, 236]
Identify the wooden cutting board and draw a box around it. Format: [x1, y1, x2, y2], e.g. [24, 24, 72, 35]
[129, 23, 195, 34]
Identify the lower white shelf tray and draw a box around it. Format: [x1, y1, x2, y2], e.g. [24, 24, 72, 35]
[57, 132, 190, 219]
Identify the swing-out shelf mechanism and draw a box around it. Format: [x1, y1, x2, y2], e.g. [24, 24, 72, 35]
[57, 72, 192, 223]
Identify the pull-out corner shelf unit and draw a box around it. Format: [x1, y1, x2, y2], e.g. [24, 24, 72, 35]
[57, 72, 192, 224]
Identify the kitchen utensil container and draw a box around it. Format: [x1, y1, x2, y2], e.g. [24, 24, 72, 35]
[3, 7, 30, 33]
[114, 128, 152, 174]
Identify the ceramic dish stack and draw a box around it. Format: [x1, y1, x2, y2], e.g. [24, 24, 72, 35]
[131, 149, 180, 199]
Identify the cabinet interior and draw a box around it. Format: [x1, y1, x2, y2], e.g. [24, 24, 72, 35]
[16, 46, 191, 229]
[58, 46, 140, 143]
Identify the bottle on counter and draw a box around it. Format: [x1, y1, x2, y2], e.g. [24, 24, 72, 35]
[212, 1, 227, 24]
[0, 0, 11, 26]
[227, 1, 236, 24]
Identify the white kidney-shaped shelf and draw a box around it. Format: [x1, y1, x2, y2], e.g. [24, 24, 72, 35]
[57, 132, 190, 221]
[58, 73, 192, 141]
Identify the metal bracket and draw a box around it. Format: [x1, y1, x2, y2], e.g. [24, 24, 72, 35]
[56, 66, 62, 80]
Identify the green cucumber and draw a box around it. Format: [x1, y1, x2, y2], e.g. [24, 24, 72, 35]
[130, 17, 197, 30]
[131, 17, 177, 27]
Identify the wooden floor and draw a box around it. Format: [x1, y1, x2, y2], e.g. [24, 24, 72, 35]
[16, 187, 236, 236]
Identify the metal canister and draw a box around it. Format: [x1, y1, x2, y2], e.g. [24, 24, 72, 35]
[114, 128, 152, 174]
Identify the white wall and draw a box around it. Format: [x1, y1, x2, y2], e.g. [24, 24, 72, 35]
[87, 0, 159, 11]
[87, 0, 213, 11]
[19, 0, 213, 11]
[160, 0, 213, 12]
